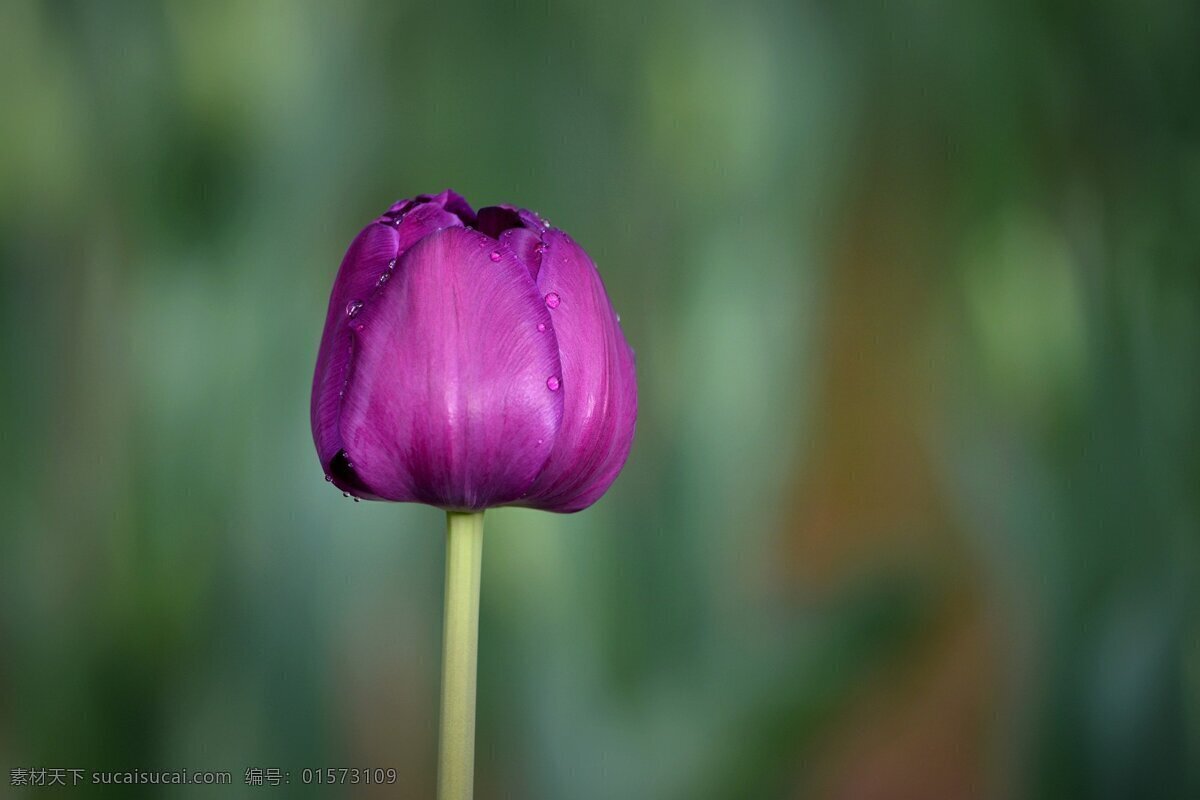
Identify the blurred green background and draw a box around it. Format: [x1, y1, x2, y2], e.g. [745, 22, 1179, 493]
[2, 0, 1198, 797]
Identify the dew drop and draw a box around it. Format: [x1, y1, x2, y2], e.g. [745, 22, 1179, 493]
[546, 375, 561, 391]
[342, 492, 350, 498]
[537, 322, 546, 332]
[535, 241, 547, 254]
[324, 474, 332, 482]
[355, 323, 365, 331]
[377, 271, 390, 286]
[353, 498, 360, 503]
[345, 300, 364, 318]
[489, 250, 502, 262]
[544, 292, 560, 309]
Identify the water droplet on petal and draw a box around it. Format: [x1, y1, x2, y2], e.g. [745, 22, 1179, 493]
[355, 323, 365, 331]
[353, 497, 360, 503]
[537, 322, 546, 332]
[377, 272, 390, 286]
[535, 241, 547, 254]
[546, 375, 561, 391]
[545, 292, 560, 309]
[489, 250, 502, 262]
[342, 492, 350, 498]
[346, 300, 364, 318]
[325, 474, 333, 482]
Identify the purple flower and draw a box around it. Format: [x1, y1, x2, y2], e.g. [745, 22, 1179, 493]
[311, 190, 637, 513]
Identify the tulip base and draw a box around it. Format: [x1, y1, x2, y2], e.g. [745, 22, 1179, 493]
[437, 510, 484, 800]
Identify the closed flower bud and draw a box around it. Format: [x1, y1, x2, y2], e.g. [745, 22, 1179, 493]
[311, 190, 637, 512]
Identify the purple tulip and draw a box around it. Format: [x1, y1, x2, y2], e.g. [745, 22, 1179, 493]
[311, 190, 637, 513]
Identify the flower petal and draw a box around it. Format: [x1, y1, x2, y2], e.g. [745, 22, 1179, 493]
[336, 227, 564, 509]
[312, 200, 468, 493]
[384, 189, 475, 226]
[499, 227, 545, 280]
[388, 201, 468, 254]
[521, 229, 637, 512]
[312, 222, 400, 476]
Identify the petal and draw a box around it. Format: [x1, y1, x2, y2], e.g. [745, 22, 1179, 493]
[499, 226, 545, 280]
[311, 222, 400, 476]
[312, 203, 467, 494]
[389, 201, 467, 253]
[514, 206, 550, 232]
[520, 229, 637, 512]
[385, 189, 475, 226]
[433, 189, 476, 225]
[336, 227, 564, 509]
[475, 205, 547, 279]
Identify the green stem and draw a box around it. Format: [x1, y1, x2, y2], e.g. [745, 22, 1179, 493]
[437, 510, 484, 800]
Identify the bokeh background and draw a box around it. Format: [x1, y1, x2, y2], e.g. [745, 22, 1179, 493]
[2, 0, 1198, 797]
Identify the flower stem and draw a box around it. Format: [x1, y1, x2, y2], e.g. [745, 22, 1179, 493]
[437, 510, 484, 800]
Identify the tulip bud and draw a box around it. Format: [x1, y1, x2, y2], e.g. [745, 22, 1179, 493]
[311, 190, 637, 513]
